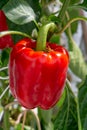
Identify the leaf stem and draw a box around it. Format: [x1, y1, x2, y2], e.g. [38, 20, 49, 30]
[58, 0, 70, 22]
[3, 109, 10, 130]
[33, 20, 39, 30]
[0, 31, 30, 38]
[5, 101, 19, 109]
[22, 110, 27, 130]
[30, 109, 41, 130]
[0, 66, 8, 71]
[66, 79, 75, 96]
[0, 86, 9, 100]
[57, 16, 87, 35]
[75, 98, 82, 130]
[0, 76, 9, 80]
[64, 86, 70, 129]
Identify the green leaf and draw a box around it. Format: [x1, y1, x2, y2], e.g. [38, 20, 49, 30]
[15, 124, 23, 130]
[0, 127, 3, 130]
[78, 0, 87, 11]
[54, 87, 78, 130]
[25, 0, 41, 21]
[49, 15, 60, 24]
[0, 0, 9, 9]
[3, 0, 36, 25]
[57, 89, 66, 108]
[69, 37, 87, 80]
[0, 49, 10, 67]
[78, 76, 87, 130]
[49, 34, 60, 44]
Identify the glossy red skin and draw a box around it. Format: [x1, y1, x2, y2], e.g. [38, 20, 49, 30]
[9, 38, 69, 109]
[0, 10, 13, 49]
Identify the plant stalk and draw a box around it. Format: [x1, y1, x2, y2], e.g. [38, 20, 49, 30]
[58, 0, 71, 22]
[0, 30, 30, 38]
[36, 22, 56, 51]
[57, 16, 87, 35]
[75, 98, 82, 130]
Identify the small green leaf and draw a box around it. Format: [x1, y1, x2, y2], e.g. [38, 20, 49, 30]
[50, 34, 60, 44]
[49, 15, 60, 24]
[3, 0, 36, 25]
[78, 76, 87, 130]
[15, 124, 22, 130]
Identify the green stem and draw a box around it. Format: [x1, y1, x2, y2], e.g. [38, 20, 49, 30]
[22, 110, 27, 130]
[67, 26, 74, 51]
[64, 86, 70, 129]
[75, 98, 82, 130]
[33, 20, 39, 30]
[36, 22, 56, 51]
[4, 109, 10, 130]
[0, 86, 9, 100]
[30, 110, 41, 130]
[5, 101, 18, 109]
[0, 66, 8, 71]
[0, 30, 30, 38]
[66, 79, 75, 96]
[57, 16, 87, 35]
[58, 0, 71, 21]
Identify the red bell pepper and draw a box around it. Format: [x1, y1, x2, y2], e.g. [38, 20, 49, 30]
[9, 38, 69, 109]
[0, 10, 13, 49]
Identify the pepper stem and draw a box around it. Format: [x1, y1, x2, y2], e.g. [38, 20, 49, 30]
[36, 22, 56, 51]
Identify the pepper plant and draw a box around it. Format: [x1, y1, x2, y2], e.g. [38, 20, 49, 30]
[0, 0, 87, 130]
